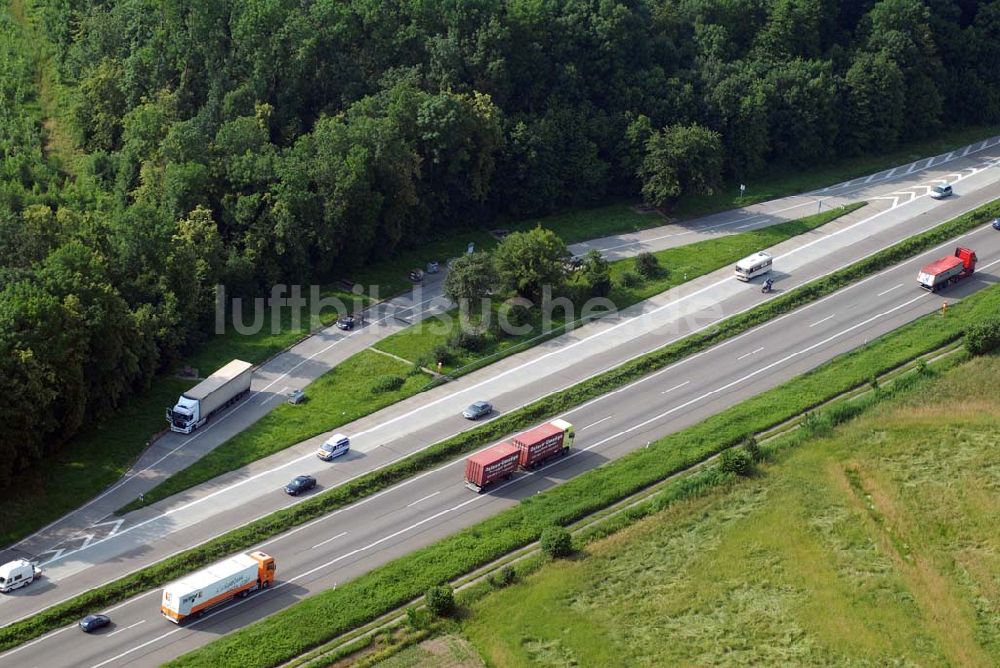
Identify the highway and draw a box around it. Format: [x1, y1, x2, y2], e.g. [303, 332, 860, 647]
[4, 194, 1000, 666]
[4, 137, 1000, 631]
[13, 134, 1000, 578]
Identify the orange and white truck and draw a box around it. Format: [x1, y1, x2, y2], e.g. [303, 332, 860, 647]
[160, 551, 275, 623]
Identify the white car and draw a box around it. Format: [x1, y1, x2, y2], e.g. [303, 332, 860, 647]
[930, 183, 953, 199]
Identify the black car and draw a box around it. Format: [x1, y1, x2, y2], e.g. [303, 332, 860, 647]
[79, 614, 111, 633]
[284, 475, 317, 496]
[336, 315, 355, 331]
[992, 218, 1000, 230]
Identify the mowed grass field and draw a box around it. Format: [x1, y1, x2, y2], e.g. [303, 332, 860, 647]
[457, 356, 1000, 667]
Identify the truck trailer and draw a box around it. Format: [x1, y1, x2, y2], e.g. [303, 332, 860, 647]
[160, 551, 275, 623]
[464, 442, 520, 493]
[918, 247, 977, 291]
[511, 419, 575, 468]
[166, 359, 253, 434]
[464, 420, 575, 493]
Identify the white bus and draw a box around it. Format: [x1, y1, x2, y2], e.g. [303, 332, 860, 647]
[735, 251, 772, 281]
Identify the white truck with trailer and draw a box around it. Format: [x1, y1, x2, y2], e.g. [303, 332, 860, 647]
[160, 551, 276, 623]
[166, 359, 253, 434]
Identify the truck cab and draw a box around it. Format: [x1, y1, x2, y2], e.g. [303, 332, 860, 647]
[165, 397, 200, 433]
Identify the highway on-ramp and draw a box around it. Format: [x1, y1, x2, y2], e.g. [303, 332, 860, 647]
[4, 203, 1000, 667]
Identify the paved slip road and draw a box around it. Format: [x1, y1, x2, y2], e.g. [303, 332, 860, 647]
[6, 192, 1000, 668]
[3, 138, 1000, 625]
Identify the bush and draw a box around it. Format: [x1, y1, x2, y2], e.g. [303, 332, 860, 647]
[431, 343, 454, 366]
[742, 436, 762, 463]
[487, 565, 517, 589]
[619, 270, 641, 288]
[500, 301, 533, 330]
[719, 448, 753, 476]
[370, 375, 404, 394]
[965, 317, 1000, 355]
[539, 525, 573, 558]
[634, 251, 662, 279]
[424, 585, 455, 617]
[449, 328, 487, 352]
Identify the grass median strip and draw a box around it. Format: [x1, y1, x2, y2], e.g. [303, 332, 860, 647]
[1, 200, 995, 654]
[165, 272, 1000, 668]
[127, 202, 865, 512]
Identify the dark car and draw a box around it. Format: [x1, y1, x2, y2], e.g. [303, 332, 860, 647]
[284, 475, 317, 496]
[462, 401, 493, 420]
[992, 218, 1000, 230]
[79, 614, 111, 633]
[336, 315, 355, 331]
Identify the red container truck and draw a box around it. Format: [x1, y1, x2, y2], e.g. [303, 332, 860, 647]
[918, 247, 977, 291]
[464, 442, 520, 493]
[511, 419, 575, 468]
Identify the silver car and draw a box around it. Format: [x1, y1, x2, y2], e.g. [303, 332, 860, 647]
[930, 183, 953, 199]
[462, 401, 493, 420]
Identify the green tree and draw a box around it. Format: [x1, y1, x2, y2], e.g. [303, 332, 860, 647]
[443, 252, 498, 304]
[639, 124, 723, 208]
[493, 226, 569, 301]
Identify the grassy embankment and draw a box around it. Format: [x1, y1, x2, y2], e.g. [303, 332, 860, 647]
[2, 194, 997, 654]
[127, 203, 863, 511]
[162, 284, 1000, 667]
[461, 355, 1000, 667]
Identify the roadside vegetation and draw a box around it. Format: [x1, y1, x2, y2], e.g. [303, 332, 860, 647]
[163, 283, 1000, 668]
[127, 203, 863, 511]
[2, 193, 999, 653]
[459, 355, 1000, 667]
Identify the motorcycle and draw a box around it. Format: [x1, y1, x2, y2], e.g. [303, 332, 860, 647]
[761, 279, 773, 294]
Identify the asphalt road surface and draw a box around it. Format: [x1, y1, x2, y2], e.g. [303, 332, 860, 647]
[5, 136, 1000, 628]
[4, 192, 1000, 666]
[13, 135, 1000, 576]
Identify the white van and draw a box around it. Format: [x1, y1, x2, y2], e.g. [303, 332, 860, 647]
[0, 559, 42, 593]
[317, 433, 350, 461]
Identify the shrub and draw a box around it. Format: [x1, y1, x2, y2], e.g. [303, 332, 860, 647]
[487, 565, 517, 589]
[742, 436, 763, 463]
[719, 448, 753, 476]
[964, 317, 1000, 355]
[424, 585, 455, 617]
[500, 301, 533, 330]
[539, 525, 573, 558]
[619, 270, 641, 288]
[634, 251, 662, 278]
[450, 328, 487, 352]
[370, 375, 404, 394]
[915, 358, 928, 375]
[431, 343, 454, 365]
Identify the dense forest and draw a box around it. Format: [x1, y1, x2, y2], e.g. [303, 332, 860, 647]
[2, 0, 999, 486]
